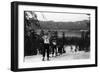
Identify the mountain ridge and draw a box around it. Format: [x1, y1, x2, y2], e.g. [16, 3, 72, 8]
[38, 20, 89, 30]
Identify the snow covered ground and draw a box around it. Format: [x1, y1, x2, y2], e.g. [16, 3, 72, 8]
[24, 46, 90, 63]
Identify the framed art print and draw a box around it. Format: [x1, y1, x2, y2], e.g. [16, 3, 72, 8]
[11, 1, 98, 71]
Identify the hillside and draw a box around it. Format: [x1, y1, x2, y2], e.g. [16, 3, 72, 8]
[38, 20, 89, 30]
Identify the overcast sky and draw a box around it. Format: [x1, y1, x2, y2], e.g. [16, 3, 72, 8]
[26, 11, 89, 22]
[34, 12, 89, 22]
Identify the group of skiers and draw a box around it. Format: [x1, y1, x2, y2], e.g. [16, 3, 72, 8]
[40, 32, 66, 61]
[40, 31, 90, 61]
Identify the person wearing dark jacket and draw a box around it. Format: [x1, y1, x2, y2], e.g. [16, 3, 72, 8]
[51, 40, 57, 57]
[42, 34, 50, 61]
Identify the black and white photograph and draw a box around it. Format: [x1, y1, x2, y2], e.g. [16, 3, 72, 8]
[11, 2, 97, 71]
[24, 11, 90, 62]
